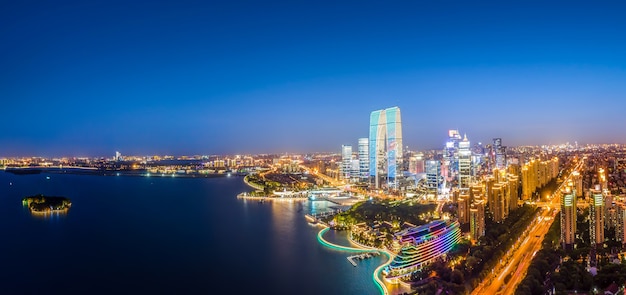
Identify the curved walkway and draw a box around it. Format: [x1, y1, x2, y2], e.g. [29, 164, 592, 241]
[243, 174, 264, 191]
[317, 227, 394, 295]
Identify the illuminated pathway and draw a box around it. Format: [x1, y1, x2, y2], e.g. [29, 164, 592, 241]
[317, 227, 394, 295]
[472, 158, 585, 295]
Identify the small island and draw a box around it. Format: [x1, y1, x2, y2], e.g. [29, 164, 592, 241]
[22, 194, 72, 214]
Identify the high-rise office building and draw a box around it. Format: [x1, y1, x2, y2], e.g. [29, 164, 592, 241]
[341, 145, 353, 180]
[444, 130, 462, 182]
[350, 159, 360, 182]
[426, 160, 441, 195]
[561, 186, 577, 250]
[493, 138, 506, 170]
[590, 186, 605, 246]
[358, 138, 369, 182]
[458, 134, 472, 188]
[369, 107, 403, 189]
[408, 152, 425, 175]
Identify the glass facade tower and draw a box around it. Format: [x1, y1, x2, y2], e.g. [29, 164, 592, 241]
[369, 107, 403, 189]
[358, 138, 369, 182]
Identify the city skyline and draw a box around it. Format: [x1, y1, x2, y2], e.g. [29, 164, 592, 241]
[2, 1, 626, 157]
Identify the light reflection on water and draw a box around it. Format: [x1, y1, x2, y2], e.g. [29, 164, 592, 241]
[1, 173, 389, 295]
[308, 199, 336, 215]
[322, 229, 412, 295]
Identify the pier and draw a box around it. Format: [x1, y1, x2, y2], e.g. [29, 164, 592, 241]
[304, 207, 349, 226]
[347, 252, 380, 267]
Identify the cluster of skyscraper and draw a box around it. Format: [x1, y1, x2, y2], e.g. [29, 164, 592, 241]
[337, 107, 568, 245]
[441, 134, 559, 243]
[521, 158, 560, 200]
[340, 106, 403, 189]
[561, 166, 626, 252]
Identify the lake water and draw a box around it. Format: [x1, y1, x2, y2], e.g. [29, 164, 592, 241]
[0, 172, 387, 294]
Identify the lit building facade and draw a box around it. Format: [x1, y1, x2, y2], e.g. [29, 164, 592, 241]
[572, 171, 583, 197]
[491, 183, 507, 222]
[341, 145, 353, 180]
[369, 107, 403, 189]
[384, 220, 461, 282]
[350, 159, 360, 182]
[589, 187, 605, 246]
[444, 130, 462, 182]
[458, 134, 472, 188]
[619, 204, 626, 246]
[561, 187, 577, 250]
[358, 138, 369, 182]
[408, 152, 425, 175]
[470, 198, 486, 243]
[508, 174, 519, 211]
[458, 190, 471, 225]
[493, 138, 506, 170]
[425, 160, 441, 195]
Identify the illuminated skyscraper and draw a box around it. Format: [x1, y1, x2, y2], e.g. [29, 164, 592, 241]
[458, 134, 471, 188]
[358, 138, 369, 182]
[341, 145, 352, 180]
[590, 186, 605, 246]
[561, 185, 577, 250]
[369, 107, 403, 189]
[425, 160, 441, 195]
[493, 138, 506, 169]
[470, 197, 485, 243]
[443, 129, 462, 182]
[350, 159, 360, 182]
[458, 190, 471, 225]
[491, 184, 506, 222]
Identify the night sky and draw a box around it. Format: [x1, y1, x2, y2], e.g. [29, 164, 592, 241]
[2, 1, 626, 157]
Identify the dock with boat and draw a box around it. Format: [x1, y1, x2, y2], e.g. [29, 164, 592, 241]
[347, 252, 380, 267]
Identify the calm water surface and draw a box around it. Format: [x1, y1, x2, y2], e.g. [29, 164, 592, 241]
[0, 172, 385, 294]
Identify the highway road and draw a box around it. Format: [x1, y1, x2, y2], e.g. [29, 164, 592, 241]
[472, 157, 585, 295]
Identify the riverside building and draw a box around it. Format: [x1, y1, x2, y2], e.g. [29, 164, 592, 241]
[383, 220, 461, 282]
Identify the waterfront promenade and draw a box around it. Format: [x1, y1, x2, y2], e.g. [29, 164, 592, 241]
[236, 191, 309, 201]
[317, 227, 396, 295]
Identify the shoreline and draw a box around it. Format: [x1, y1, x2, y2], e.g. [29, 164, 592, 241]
[243, 174, 264, 190]
[316, 227, 393, 295]
[3, 169, 236, 178]
[236, 192, 308, 202]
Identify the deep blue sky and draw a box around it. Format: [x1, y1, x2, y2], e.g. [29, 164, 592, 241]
[1, 1, 625, 157]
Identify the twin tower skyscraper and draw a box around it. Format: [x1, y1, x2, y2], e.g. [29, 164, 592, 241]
[369, 106, 403, 189]
[341, 106, 403, 189]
